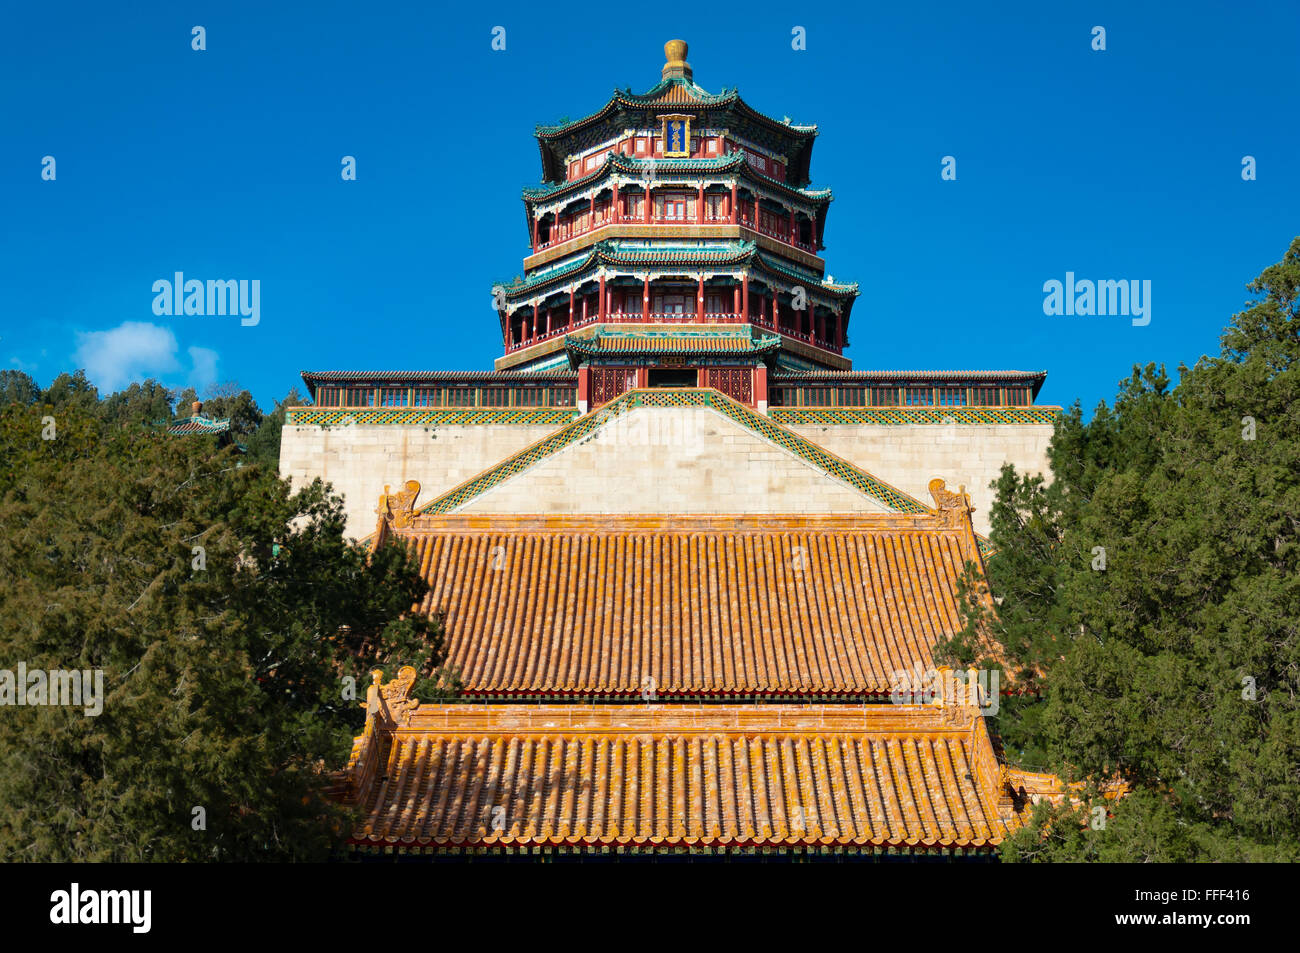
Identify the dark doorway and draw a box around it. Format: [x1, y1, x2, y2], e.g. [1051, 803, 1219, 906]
[647, 368, 697, 388]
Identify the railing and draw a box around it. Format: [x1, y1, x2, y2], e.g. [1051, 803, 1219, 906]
[504, 314, 843, 353]
[505, 322, 572, 352]
[533, 210, 816, 256]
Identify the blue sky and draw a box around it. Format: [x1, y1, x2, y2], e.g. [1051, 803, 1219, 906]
[2, 1, 1297, 413]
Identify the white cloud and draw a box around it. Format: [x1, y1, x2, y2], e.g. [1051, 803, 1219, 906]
[72, 321, 219, 395]
[187, 346, 219, 390]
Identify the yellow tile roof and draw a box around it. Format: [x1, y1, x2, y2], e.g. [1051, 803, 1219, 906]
[342, 702, 1022, 851]
[400, 514, 984, 698]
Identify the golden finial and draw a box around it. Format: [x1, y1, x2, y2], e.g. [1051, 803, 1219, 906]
[662, 39, 692, 81]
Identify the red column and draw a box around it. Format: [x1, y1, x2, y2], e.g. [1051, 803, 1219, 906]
[642, 277, 650, 321]
[577, 365, 590, 410]
[531, 215, 538, 252]
[730, 183, 738, 224]
[754, 365, 768, 408]
[568, 290, 574, 330]
[697, 276, 705, 323]
[644, 187, 652, 224]
[582, 294, 588, 326]
[612, 183, 620, 224]
[742, 277, 749, 321]
[773, 295, 780, 331]
[733, 284, 740, 318]
[590, 195, 596, 232]
[598, 274, 607, 320]
[697, 185, 704, 223]
[788, 208, 796, 245]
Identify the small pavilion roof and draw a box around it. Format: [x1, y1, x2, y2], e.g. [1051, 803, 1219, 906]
[165, 415, 231, 436]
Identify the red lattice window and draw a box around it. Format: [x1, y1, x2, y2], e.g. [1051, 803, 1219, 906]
[704, 367, 753, 404]
[591, 367, 638, 406]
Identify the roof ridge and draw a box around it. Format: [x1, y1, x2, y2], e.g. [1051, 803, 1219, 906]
[409, 387, 935, 518]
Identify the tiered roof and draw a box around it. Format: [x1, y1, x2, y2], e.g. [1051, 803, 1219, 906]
[394, 513, 984, 699]
[497, 240, 857, 302]
[522, 152, 833, 208]
[341, 701, 1022, 852]
[532, 43, 818, 186]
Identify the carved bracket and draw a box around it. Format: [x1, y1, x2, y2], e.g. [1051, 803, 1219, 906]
[929, 478, 974, 530]
[377, 480, 421, 530]
[362, 665, 420, 728]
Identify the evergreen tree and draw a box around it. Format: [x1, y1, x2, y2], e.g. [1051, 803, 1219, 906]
[245, 387, 304, 469]
[201, 381, 263, 439]
[99, 379, 175, 430]
[983, 238, 1300, 861]
[0, 370, 40, 406]
[0, 397, 449, 861]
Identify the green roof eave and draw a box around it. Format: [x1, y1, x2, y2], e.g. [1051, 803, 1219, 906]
[563, 326, 782, 359]
[521, 152, 832, 209]
[532, 83, 820, 185]
[497, 241, 858, 303]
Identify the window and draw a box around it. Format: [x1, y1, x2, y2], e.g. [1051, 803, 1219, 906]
[624, 194, 643, 219]
[551, 387, 575, 407]
[481, 387, 510, 406]
[705, 292, 725, 314]
[514, 388, 541, 407]
[971, 387, 999, 406]
[344, 388, 374, 407]
[838, 387, 865, 407]
[1006, 387, 1029, 406]
[411, 388, 437, 407]
[904, 387, 933, 406]
[937, 387, 967, 406]
[803, 387, 832, 406]
[657, 294, 687, 315]
[870, 387, 899, 406]
[656, 194, 688, 220]
[316, 387, 340, 406]
[623, 291, 641, 315]
[444, 388, 474, 407]
[705, 194, 726, 221]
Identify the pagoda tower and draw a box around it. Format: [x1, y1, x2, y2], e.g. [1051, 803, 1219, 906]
[496, 40, 856, 412]
[282, 39, 1096, 859]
